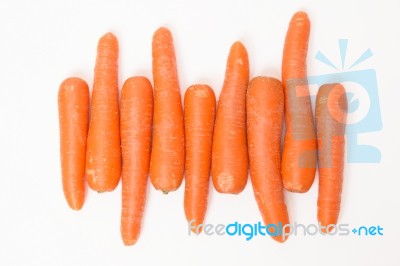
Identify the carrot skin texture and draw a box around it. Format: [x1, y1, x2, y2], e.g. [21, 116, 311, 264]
[212, 41, 249, 194]
[58, 77, 89, 210]
[120, 77, 153, 246]
[281, 11, 317, 192]
[184, 85, 216, 232]
[247, 77, 290, 242]
[316, 84, 347, 229]
[150, 27, 185, 193]
[86, 32, 121, 192]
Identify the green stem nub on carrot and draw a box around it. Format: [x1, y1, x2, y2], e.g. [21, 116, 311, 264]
[247, 77, 290, 242]
[120, 77, 153, 246]
[58, 77, 89, 210]
[316, 83, 347, 231]
[281, 11, 317, 193]
[150, 27, 185, 193]
[184, 85, 216, 233]
[86, 32, 121, 192]
[212, 41, 249, 194]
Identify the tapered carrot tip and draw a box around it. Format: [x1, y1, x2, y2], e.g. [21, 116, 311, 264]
[121, 225, 141, 246]
[232, 41, 245, 48]
[122, 234, 140, 246]
[188, 219, 204, 234]
[282, 165, 316, 193]
[319, 216, 339, 233]
[272, 236, 287, 243]
[154, 27, 171, 35]
[153, 27, 173, 44]
[68, 198, 84, 211]
[100, 32, 118, 42]
[97, 32, 119, 54]
[152, 27, 173, 55]
[60, 77, 86, 88]
[123, 239, 137, 246]
[292, 11, 309, 21]
[230, 41, 246, 59]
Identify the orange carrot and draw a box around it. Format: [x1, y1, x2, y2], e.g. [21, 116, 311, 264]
[247, 77, 290, 242]
[281, 11, 317, 192]
[184, 85, 216, 232]
[58, 77, 89, 210]
[150, 27, 185, 193]
[316, 83, 347, 230]
[120, 77, 153, 246]
[212, 41, 249, 194]
[86, 32, 121, 192]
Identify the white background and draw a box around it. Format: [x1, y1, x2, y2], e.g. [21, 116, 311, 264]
[1, 0, 399, 265]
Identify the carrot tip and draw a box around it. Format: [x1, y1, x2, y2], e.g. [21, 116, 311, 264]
[291, 11, 310, 24]
[231, 41, 246, 52]
[190, 227, 202, 234]
[318, 222, 338, 234]
[122, 237, 139, 246]
[284, 186, 309, 193]
[154, 26, 172, 37]
[272, 236, 288, 243]
[68, 202, 83, 211]
[60, 77, 87, 88]
[187, 219, 205, 234]
[294, 11, 309, 18]
[101, 32, 117, 40]
[233, 40, 244, 46]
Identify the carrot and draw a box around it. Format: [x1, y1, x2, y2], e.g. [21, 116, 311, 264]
[184, 85, 216, 232]
[247, 77, 290, 242]
[281, 11, 317, 193]
[120, 77, 153, 246]
[150, 27, 185, 193]
[58, 77, 89, 210]
[86, 32, 121, 192]
[212, 41, 249, 194]
[316, 83, 347, 230]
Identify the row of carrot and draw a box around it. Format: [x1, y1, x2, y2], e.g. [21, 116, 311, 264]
[58, 11, 347, 245]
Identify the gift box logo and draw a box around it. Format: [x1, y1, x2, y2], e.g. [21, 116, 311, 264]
[289, 39, 382, 163]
